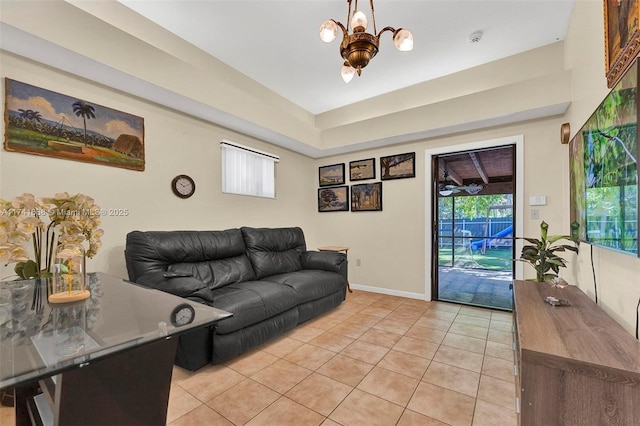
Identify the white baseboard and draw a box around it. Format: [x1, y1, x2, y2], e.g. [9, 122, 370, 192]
[349, 283, 429, 301]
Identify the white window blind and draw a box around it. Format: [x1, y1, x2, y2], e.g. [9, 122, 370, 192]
[221, 140, 279, 198]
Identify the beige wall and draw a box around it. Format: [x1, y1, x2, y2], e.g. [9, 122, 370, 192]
[0, 52, 318, 280]
[314, 117, 567, 296]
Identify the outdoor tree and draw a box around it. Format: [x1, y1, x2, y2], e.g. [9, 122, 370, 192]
[451, 194, 512, 219]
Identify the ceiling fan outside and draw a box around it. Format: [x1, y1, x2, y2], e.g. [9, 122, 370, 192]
[438, 171, 483, 196]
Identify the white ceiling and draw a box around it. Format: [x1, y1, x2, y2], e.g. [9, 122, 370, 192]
[119, 0, 576, 115]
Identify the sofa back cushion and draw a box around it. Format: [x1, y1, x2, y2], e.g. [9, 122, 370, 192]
[125, 229, 256, 289]
[241, 227, 306, 279]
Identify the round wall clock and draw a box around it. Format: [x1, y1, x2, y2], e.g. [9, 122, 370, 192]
[170, 303, 195, 327]
[171, 175, 195, 198]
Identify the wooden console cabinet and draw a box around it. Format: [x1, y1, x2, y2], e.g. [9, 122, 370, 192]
[512, 280, 640, 426]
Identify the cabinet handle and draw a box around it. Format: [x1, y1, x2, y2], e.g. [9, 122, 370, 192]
[513, 364, 518, 376]
[512, 342, 516, 350]
[515, 397, 520, 414]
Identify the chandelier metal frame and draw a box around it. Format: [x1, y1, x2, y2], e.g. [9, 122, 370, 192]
[320, 0, 413, 83]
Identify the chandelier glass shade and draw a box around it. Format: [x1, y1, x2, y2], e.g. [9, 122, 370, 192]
[319, 0, 413, 83]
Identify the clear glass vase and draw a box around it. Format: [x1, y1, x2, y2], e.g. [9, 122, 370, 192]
[49, 244, 89, 304]
[53, 302, 86, 356]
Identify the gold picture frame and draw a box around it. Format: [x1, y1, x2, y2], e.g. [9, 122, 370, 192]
[604, 0, 640, 88]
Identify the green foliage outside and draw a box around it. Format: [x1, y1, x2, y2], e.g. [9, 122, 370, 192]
[439, 194, 513, 220]
[438, 193, 514, 272]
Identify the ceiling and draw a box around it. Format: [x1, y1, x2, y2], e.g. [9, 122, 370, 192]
[118, 0, 576, 115]
[437, 145, 514, 196]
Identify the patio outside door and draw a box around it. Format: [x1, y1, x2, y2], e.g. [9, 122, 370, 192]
[432, 145, 515, 311]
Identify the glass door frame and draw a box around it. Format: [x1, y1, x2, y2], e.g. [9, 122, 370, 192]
[424, 136, 525, 302]
[432, 150, 515, 309]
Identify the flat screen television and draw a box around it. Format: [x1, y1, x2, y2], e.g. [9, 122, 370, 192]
[569, 59, 638, 257]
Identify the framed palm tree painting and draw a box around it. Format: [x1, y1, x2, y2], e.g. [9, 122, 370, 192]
[4, 78, 145, 171]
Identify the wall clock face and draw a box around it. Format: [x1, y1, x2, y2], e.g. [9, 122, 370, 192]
[171, 303, 195, 327]
[171, 175, 195, 198]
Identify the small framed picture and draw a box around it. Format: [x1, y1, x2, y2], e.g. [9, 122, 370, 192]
[319, 163, 345, 187]
[380, 152, 415, 180]
[349, 158, 376, 181]
[318, 186, 349, 212]
[351, 182, 382, 212]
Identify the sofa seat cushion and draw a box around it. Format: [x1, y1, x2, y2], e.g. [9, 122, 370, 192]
[212, 281, 299, 334]
[262, 270, 346, 304]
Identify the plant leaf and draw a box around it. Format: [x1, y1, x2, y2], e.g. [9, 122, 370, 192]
[540, 221, 549, 240]
[522, 238, 541, 245]
[547, 235, 571, 244]
[18, 260, 38, 279]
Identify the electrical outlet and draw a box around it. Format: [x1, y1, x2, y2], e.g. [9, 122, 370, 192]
[531, 209, 539, 219]
[356, 259, 361, 267]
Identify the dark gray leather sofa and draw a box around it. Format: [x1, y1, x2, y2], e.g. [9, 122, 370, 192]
[125, 227, 348, 370]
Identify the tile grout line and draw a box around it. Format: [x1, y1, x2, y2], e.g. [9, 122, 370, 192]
[169, 295, 515, 425]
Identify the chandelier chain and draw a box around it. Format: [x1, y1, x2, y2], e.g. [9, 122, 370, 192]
[370, 0, 377, 35]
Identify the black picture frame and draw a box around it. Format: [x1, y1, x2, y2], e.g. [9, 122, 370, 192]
[380, 152, 416, 180]
[351, 182, 382, 212]
[349, 158, 376, 181]
[318, 186, 349, 212]
[319, 163, 345, 187]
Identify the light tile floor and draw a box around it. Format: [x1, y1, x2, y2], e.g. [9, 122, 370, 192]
[0, 290, 517, 426]
[169, 290, 516, 426]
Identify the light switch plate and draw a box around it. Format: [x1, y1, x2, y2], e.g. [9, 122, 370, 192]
[529, 196, 547, 206]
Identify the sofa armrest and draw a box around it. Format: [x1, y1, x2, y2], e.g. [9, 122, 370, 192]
[301, 251, 348, 280]
[136, 271, 213, 303]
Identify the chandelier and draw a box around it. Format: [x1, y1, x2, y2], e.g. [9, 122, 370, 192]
[319, 0, 414, 83]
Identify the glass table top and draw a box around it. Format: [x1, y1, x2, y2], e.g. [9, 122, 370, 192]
[0, 272, 232, 389]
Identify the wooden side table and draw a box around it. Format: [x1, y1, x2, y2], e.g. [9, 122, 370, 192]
[318, 246, 352, 293]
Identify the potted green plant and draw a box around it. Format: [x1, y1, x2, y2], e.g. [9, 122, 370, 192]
[517, 221, 579, 304]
